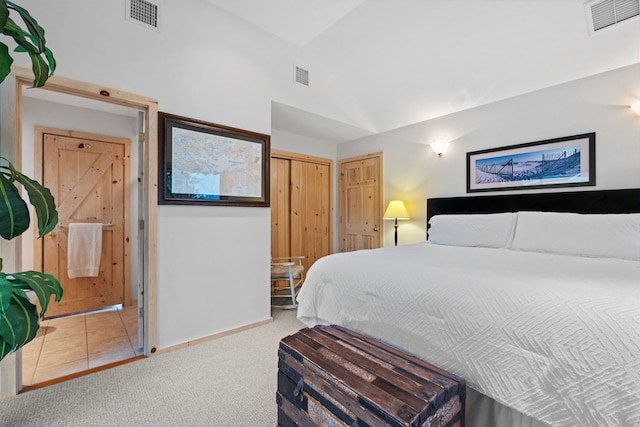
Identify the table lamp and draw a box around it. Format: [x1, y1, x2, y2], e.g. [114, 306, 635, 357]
[383, 200, 410, 246]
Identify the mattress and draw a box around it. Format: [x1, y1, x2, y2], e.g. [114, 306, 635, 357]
[296, 242, 640, 427]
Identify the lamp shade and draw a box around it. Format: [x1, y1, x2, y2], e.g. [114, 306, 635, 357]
[383, 200, 410, 220]
[430, 140, 449, 156]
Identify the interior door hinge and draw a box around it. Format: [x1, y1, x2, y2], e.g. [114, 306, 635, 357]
[138, 219, 144, 230]
[139, 306, 144, 317]
[138, 132, 146, 143]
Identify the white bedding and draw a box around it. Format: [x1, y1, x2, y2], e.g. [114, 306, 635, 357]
[296, 242, 640, 427]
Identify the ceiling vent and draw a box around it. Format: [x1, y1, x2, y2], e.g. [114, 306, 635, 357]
[295, 66, 309, 87]
[126, 0, 160, 31]
[585, 0, 639, 34]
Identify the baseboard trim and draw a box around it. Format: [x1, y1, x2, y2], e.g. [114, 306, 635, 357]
[155, 317, 274, 354]
[21, 356, 145, 393]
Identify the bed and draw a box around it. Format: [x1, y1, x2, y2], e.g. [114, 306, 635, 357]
[296, 188, 640, 427]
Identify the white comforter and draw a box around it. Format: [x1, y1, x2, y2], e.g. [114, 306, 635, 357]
[296, 242, 640, 427]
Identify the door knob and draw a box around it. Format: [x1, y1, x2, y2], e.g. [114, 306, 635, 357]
[373, 225, 379, 232]
[47, 232, 56, 238]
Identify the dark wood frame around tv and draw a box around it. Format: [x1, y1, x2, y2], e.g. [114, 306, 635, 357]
[158, 112, 270, 207]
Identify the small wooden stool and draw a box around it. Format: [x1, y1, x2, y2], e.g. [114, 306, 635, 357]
[277, 325, 466, 427]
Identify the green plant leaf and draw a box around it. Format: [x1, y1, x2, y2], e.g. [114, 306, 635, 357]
[0, 292, 39, 350]
[28, 51, 47, 87]
[44, 46, 56, 75]
[10, 164, 58, 237]
[0, 42, 12, 86]
[6, 1, 46, 52]
[0, 275, 11, 313]
[10, 270, 62, 317]
[0, 1, 9, 34]
[0, 1, 61, 364]
[0, 172, 30, 240]
[0, 1, 55, 88]
[14, 32, 41, 52]
[3, 17, 38, 54]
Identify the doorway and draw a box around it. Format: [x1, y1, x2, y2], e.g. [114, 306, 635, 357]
[0, 67, 159, 396]
[23, 119, 138, 387]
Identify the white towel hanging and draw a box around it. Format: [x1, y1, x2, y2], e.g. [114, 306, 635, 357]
[67, 223, 103, 279]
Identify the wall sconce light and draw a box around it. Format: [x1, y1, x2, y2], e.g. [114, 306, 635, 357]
[430, 140, 449, 156]
[383, 200, 410, 246]
[631, 101, 640, 116]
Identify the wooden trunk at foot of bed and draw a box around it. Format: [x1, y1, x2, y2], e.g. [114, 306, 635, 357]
[276, 325, 466, 427]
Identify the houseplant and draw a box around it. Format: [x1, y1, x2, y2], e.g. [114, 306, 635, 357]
[0, 0, 62, 361]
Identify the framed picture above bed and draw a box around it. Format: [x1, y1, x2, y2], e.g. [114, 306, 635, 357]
[158, 112, 270, 207]
[467, 132, 595, 193]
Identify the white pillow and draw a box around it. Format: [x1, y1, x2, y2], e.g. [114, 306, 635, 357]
[428, 212, 516, 248]
[511, 211, 640, 261]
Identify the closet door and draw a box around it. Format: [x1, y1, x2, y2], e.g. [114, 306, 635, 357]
[290, 160, 331, 273]
[270, 157, 291, 259]
[270, 151, 332, 273]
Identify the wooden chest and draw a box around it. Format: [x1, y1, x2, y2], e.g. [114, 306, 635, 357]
[277, 325, 465, 427]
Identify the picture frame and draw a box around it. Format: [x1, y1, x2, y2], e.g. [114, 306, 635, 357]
[467, 132, 595, 193]
[158, 112, 270, 206]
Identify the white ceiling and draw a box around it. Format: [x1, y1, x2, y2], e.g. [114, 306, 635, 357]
[208, 0, 640, 143]
[207, 0, 364, 47]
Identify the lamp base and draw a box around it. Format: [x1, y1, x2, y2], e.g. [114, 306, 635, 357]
[394, 219, 398, 246]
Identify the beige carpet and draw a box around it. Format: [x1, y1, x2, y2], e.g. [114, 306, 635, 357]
[0, 309, 305, 426]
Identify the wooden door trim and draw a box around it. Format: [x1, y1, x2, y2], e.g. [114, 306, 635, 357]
[34, 127, 132, 308]
[270, 150, 334, 254]
[338, 152, 383, 251]
[8, 66, 158, 380]
[271, 149, 332, 166]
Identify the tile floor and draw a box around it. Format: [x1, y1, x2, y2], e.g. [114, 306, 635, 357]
[21, 305, 142, 386]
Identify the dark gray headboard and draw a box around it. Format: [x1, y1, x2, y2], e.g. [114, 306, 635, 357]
[426, 188, 640, 237]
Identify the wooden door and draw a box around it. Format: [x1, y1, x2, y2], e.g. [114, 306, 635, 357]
[270, 157, 291, 259]
[339, 153, 382, 252]
[290, 160, 331, 273]
[270, 151, 332, 273]
[41, 130, 130, 317]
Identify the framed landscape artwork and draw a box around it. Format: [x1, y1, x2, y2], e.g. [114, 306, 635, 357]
[467, 133, 595, 193]
[158, 112, 270, 206]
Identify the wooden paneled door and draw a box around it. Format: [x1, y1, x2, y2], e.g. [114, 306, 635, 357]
[38, 128, 130, 317]
[270, 151, 332, 273]
[339, 153, 382, 252]
[271, 156, 291, 260]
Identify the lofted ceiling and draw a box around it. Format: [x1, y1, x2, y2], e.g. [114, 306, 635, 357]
[208, 0, 640, 143]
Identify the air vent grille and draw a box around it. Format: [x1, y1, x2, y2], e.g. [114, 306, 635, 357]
[295, 66, 309, 86]
[616, 0, 640, 20]
[126, 0, 159, 30]
[586, 0, 639, 33]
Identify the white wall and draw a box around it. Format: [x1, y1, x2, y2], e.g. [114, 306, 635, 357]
[21, 96, 139, 302]
[339, 64, 640, 246]
[271, 129, 339, 161]
[10, 0, 368, 349]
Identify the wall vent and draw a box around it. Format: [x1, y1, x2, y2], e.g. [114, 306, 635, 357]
[126, 0, 160, 31]
[295, 66, 309, 86]
[585, 0, 639, 34]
